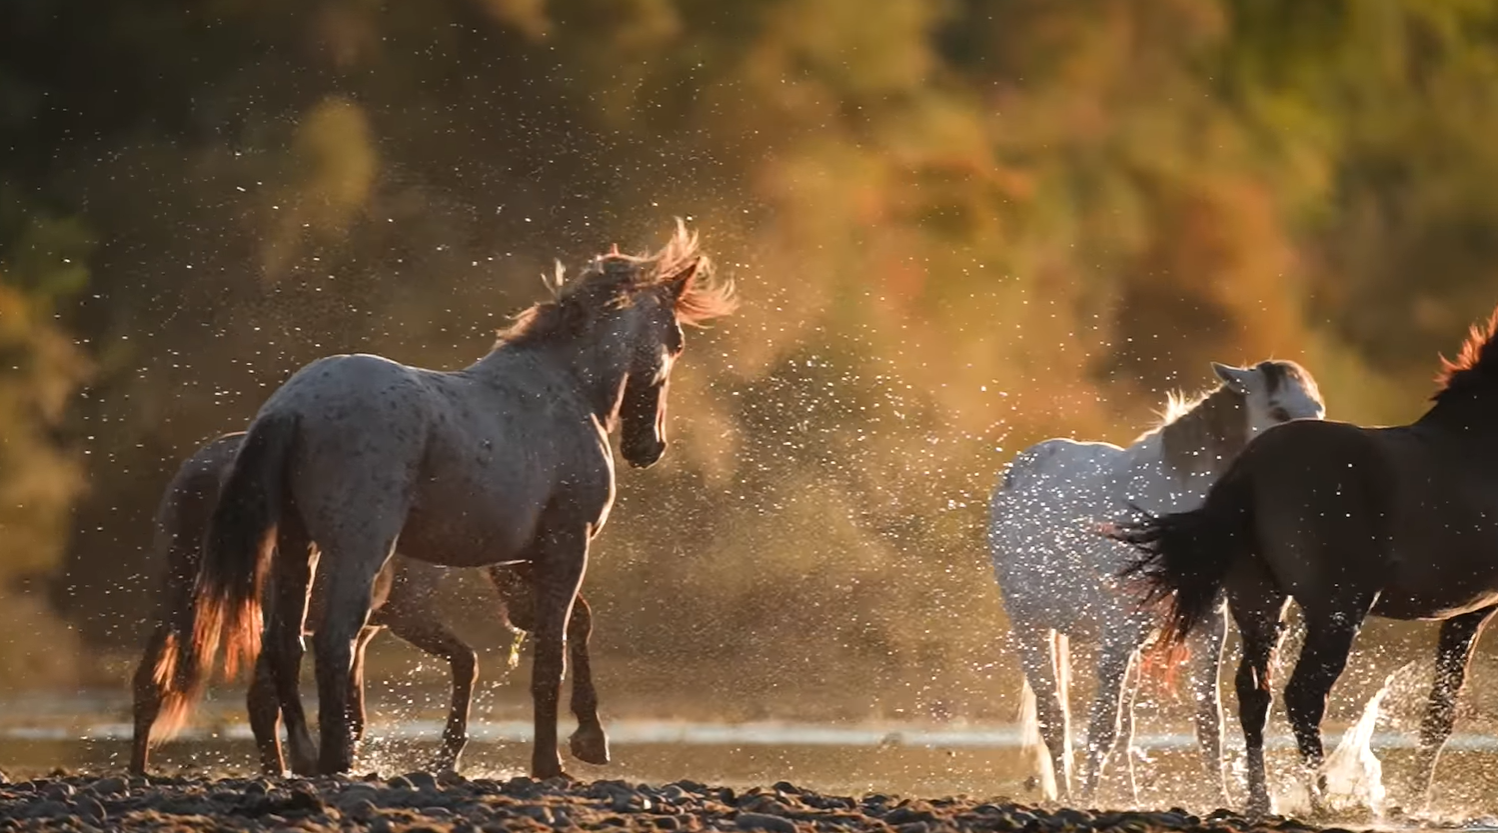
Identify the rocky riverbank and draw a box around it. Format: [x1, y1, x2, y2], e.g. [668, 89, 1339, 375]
[0, 771, 1402, 833]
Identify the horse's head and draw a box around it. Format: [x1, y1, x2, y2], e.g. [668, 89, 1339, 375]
[581, 223, 737, 468]
[499, 222, 736, 467]
[616, 268, 692, 468]
[1211, 360, 1325, 435]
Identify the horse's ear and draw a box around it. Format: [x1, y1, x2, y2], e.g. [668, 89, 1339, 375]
[665, 256, 703, 301]
[1211, 362, 1253, 394]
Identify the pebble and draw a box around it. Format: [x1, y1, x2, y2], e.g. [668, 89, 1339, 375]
[75, 796, 107, 822]
[736, 812, 798, 833]
[402, 771, 440, 791]
[341, 797, 379, 822]
[86, 777, 126, 796]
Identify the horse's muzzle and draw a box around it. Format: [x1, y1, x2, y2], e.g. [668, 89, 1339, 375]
[622, 437, 666, 468]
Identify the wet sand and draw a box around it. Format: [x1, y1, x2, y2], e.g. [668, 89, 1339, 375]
[0, 771, 1356, 833]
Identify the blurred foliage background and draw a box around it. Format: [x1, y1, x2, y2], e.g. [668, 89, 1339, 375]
[1, 0, 1497, 724]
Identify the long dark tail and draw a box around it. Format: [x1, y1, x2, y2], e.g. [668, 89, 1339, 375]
[152, 411, 299, 740]
[1109, 463, 1257, 647]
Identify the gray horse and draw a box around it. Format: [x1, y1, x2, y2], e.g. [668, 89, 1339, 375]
[156, 223, 735, 777]
[131, 431, 595, 776]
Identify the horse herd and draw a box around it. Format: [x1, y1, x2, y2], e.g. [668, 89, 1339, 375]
[118, 222, 1498, 817]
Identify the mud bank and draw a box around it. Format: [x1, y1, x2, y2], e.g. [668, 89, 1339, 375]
[0, 771, 1403, 833]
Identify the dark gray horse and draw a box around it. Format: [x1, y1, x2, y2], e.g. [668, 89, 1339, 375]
[155, 223, 736, 777]
[1112, 306, 1498, 815]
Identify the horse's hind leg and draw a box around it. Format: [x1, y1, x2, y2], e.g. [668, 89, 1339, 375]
[247, 649, 284, 774]
[267, 517, 320, 776]
[1228, 581, 1290, 816]
[565, 594, 610, 765]
[1411, 605, 1496, 808]
[1080, 627, 1143, 804]
[1013, 623, 1072, 800]
[311, 531, 400, 775]
[1186, 601, 1230, 806]
[1283, 594, 1375, 814]
[380, 604, 477, 773]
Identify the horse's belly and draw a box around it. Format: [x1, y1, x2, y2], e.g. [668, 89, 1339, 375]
[399, 495, 543, 567]
[1374, 560, 1498, 619]
[1372, 589, 1498, 620]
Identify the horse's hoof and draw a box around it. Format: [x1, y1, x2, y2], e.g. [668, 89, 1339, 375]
[569, 726, 611, 766]
[289, 758, 318, 778]
[429, 758, 461, 777]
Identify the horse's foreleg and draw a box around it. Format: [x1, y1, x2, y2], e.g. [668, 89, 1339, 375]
[128, 627, 170, 775]
[529, 526, 588, 781]
[268, 522, 319, 777]
[1187, 600, 1229, 806]
[1284, 598, 1373, 814]
[1412, 605, 1495, 808]
[381, 606, 477, 773]
[247, 649, 284, 774]
[1117, 654, 1141, 806]
[348, 626, 382, 745]
[1229, 582, 1289, 816]
[565, 594, 609, 765]
[1013, 624, 1071, 801]
[1080, 634, 1138, 804]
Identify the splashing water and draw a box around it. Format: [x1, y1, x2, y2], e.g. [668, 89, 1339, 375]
[1276, 662, 1417, 819]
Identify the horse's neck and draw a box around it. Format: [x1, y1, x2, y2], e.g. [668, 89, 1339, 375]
[1419, 394, 1498, 453]
[470, 340, 629, 425]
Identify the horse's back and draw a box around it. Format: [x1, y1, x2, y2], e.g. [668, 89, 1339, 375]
[260, 347, 609, 568]
[990, 438, 1130, 631]
[154, 433, 245, 553]
[1241, 419, 1498, 615]
[998, 438, 1122, 493]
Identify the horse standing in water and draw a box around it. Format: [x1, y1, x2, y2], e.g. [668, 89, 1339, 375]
[990, 361, 1325, 804]
[131, 432, 595, 776]
[1113, 306, 1498, 815]
[155, 224, 735, 777]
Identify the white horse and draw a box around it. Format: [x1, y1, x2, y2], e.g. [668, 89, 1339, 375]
[155, 223, 736, 777]
[989, 361, 1325, 805]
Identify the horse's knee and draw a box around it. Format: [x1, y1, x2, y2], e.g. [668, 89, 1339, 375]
[453, 645, 478, 684]
[566, 596, 592, 637]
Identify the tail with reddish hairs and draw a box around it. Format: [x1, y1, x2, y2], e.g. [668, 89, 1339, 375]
[1136, 638, 1192, 697]
[150, 411, 299, 743]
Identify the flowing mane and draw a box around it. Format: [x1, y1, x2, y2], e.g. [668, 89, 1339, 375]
[498, 221, 737, 347]
[1139, 385, 1248, 477]
[1434, 304, 1498, 401]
